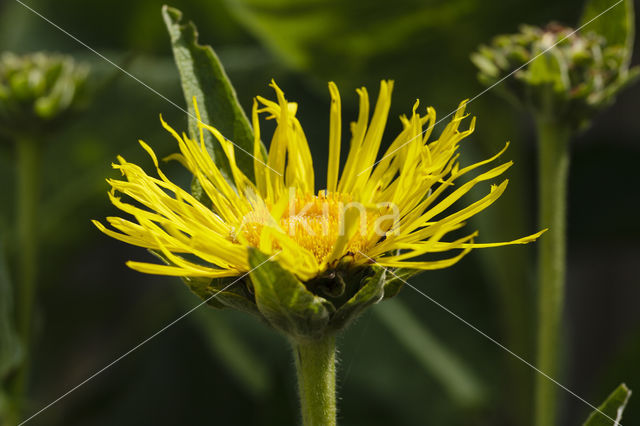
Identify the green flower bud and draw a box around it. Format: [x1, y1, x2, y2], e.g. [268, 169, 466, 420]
[0, 52, 89, 138]
[471, 23, 639, 129]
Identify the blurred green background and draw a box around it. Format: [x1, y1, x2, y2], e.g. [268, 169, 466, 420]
[1, 0, 639, 424]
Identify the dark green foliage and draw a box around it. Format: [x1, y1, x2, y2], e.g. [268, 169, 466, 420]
[162, 5, 257, 185]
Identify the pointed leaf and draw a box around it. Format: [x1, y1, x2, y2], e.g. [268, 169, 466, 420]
[248, 249, 332, 339]
[162, 5, 256, 188]
[580, 0, 635, 68]
[583, 383, 631, 426]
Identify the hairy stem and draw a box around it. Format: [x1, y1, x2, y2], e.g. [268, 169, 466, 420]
[293, 334, 337, 426]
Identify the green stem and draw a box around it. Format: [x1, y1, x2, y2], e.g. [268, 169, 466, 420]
[533, 116, 571, 426]
[293, 334, 337, 426]
[9, 135, 41, 423]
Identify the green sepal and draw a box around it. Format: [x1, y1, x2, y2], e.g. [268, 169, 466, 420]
[470, 50, 500, 79]
[526, 46, 569, 94]
[162, 5, 257, 198]
[580, 0, 635, 68]
[193, 276, 261, 317]
[248, 248, 334, 340]
[583, 383, 631, 426]
[180, 275, 226, 309]
[147, 250, 260, 316]
[382, 267, 421, 299]
[594, 65, 640, 105]
[328, 266, 385, 332]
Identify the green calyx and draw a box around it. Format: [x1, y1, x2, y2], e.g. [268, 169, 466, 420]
[471, 0, 638, 129]
[173, 248, 418, 340]
[0, 52, 89, 138]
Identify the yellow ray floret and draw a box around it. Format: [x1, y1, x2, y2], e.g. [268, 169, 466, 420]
[94, 80, 545, 281]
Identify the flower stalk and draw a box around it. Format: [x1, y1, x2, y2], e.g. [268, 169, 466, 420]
[293, 334, 337, 426]
[534, 112, 571, 426]
[10, 135, 41, 424]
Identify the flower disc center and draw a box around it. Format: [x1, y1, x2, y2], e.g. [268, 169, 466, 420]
[238, 191, 382, 264]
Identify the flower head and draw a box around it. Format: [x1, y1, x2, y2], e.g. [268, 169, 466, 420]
[471, 24, 639, 128]
[94, 81, 543, 336]
[0, 52, 88, 137]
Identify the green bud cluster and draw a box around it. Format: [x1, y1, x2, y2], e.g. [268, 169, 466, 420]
[0, 52, 89, 137]
[471, 23, 639, 128]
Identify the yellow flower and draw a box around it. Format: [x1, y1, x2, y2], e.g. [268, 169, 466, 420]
[94, 80, 544, 282]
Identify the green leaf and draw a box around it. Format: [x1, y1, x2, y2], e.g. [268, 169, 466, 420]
[583, 383, 631, 426]
[374, 299, 486, 408]
[0, 240, 22, 383]
[162, 5, 256, 189]
[328, 266, 385, 332]
[248, 249, 332, 340]
[580, 0, 635, 68]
